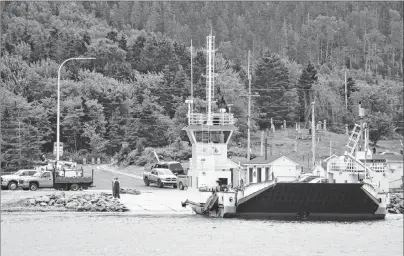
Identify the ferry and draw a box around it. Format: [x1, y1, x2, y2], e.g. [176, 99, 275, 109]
[180, 32, 389, 221]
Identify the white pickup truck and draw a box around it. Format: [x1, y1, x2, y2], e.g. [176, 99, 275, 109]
[1, 169, 38, 190]
[143, 167, 178, 188]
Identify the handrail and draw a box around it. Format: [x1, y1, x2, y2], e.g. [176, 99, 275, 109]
[187, 112, 235, 125]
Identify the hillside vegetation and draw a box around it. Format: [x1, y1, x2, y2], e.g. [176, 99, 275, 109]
[0, 2, 402, 171]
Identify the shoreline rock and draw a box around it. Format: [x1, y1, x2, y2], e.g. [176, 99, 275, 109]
[387, 193, 404, 214]
[8, 192, 133, 212]
[120, 188, 141, 195]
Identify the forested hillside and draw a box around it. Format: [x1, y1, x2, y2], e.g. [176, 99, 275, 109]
[1, 2, 403, 170]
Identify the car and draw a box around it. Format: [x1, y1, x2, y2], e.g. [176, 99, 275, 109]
[143, 168, 178, 188]
[308, 177, 328, 183]
[1, 169, 38, 190]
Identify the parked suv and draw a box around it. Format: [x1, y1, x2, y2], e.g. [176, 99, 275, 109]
[1, 169, 38, 190]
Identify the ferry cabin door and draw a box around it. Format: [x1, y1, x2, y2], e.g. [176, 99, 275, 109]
[249, 167, 253, 184]
[230, 168, 234, 187]
[231, 168, 240, 187]
[257, 167, 262, 183]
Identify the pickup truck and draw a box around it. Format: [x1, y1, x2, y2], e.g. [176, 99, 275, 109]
[143, 168, 178, 188]
[18, 169, 94, 191]
[1, 169, 39, 190]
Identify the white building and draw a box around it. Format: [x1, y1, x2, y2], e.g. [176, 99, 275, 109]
[243, 155, 300, 184]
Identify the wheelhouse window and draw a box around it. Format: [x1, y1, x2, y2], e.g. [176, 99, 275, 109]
[193, 131, 231, 143]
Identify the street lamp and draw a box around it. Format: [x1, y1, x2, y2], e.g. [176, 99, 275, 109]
[56, 57, 96, 161]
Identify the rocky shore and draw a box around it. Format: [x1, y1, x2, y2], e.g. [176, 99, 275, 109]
[2, 192, 131, 212]
[387, 193, 404, 214]
[120, 188, 141, 195]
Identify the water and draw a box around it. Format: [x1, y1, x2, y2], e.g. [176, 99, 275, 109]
[1, 213, 403, 256]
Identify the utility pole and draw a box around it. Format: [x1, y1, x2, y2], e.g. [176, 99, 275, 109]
[260, 131, 264, 156]
[311, 102, 316, 168]
[359, 101, 366, 179]
[241, 50, 259, 161]
[18, 112, 22, 167]
[329, 140, 332, 158]
[345, 69, 348, 111]
[359, 101, 364, 151]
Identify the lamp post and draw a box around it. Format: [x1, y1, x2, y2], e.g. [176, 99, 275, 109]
[56, 57, 96, 161]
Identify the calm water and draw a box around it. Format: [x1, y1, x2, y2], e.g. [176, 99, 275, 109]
[1, 213, 403, 256]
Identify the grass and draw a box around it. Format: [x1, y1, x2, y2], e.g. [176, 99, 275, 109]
[230, 128, 349, 169]
[230, 128, 402, 170]
[106, 128, 402, 174]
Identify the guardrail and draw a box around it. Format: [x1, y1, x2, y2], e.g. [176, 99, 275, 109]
[187, 113, 235, 125]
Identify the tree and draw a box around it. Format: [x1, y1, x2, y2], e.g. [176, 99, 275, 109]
[82, 123, 109, 154]
[146, 2, 158, 32]
[106, 30, 118, 42]
[368, 112, 393, 146]
[298, 62, 318, 122]
[254, 51, 291, 129]
[118, 34, 128, 52]
[105, 108, 125, 155]
[130, 1, 143, 29]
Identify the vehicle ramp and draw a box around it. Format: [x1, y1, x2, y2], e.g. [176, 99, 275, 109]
[237, 181, 276, 205]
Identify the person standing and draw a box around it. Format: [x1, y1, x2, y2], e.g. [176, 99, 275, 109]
[112, 177, 116, 197]
[112, 177, 121, 199]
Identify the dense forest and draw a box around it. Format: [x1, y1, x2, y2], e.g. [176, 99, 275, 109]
[1, 1, 403, 170]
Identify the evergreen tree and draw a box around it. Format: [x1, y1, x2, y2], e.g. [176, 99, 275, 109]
[254, 51, 291, 129]
[106, 30, 118, 42]
[346, 77, 356, 99]
[118, 34, 128, 52]
[127, 35, 146, 71]
[298, 62, 317, 122]
[130, 1, 143, 29]
[146, 2, 158, 32]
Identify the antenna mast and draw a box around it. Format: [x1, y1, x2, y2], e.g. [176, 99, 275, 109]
[247, 50, 251, 161]
[191, 39, 193, 114]
[206, 30, 216, 125]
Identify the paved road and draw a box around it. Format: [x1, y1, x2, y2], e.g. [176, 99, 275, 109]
[81, 165, 176, 192]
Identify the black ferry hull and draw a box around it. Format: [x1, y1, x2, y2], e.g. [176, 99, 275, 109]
[232, 183, 386, 221]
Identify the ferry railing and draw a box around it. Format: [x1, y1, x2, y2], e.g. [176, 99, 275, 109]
[187, 113, 235, 125]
